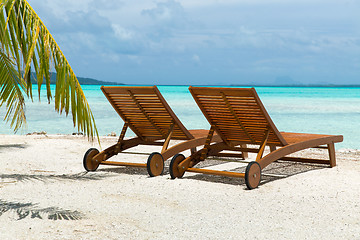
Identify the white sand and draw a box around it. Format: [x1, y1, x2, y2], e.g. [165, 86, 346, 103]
[0, 134, 359, 239]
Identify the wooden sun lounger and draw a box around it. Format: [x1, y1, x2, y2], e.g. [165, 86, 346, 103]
[169, 87, 343, 189]
[83, 86, 223, 176]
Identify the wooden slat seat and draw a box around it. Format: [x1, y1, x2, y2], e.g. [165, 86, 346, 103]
[168, 86, 343, 190]
[281, 132, 343, 145]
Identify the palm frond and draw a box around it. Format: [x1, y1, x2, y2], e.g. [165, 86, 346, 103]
[0, 48, 26, 131]
[0, 0, 99, 140]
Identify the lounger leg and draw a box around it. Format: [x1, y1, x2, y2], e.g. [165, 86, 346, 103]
[256, 129, 270, 161]
[240, 144, 248, 159]
[161, 123, 174, 154]
[327, 143, 336, 167]
[118, 122, 129, 143]
[270, 145, 276, 152]
[191, 147, 197, 154]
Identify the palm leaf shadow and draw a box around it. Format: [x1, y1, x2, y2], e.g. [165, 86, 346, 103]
[0, 172, 110, 183]
[0, 173, 109, 220]
[0, 199, 83, 220]
[0, 144, 27, 150]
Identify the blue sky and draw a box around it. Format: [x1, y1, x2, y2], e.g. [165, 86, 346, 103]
[28, 0, 360, 85]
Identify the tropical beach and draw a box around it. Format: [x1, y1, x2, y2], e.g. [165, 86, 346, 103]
[1, 0, 360, 239]
[1, 86, 360, 239]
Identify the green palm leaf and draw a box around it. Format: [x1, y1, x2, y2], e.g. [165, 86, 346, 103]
[0, 0, 98, 140]
[0, 48, 26, 131]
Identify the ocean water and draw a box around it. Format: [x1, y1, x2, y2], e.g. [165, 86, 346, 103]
[0, 85, 359, 149]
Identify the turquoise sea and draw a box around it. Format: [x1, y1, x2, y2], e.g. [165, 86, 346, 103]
[1, 85, 359, 149]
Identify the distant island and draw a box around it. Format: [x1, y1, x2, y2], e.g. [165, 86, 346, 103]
[30, 72, 123, 85]
[230, 84, 360, 87]
[230, 76, 360, 87]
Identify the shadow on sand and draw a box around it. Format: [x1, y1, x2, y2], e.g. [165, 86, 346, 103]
[0, 173, 114, 220]
[98, 166, 149, 176]
[182, 160, 327, 189]
[0, 199, 83, 221]
[0, 172, 111, 183]
[92, 158, 327, 189]
[0, 144, 27, 151]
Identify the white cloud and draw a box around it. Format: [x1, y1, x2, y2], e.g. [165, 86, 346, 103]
[239, 26, 255, 35]
[112, 24, 134, 40]
[141, 0, 188, 28]
[192, 54, 200, 63]
[90, 0, 124, 10]
[127, 55, 143, 64]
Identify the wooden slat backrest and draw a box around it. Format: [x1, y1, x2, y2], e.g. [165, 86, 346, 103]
[101, 86, 193, 141]
[189, 87, 287, 146]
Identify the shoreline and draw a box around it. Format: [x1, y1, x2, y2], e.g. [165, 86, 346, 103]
[2, 132, 358, 151]
[1, 134, 359, 239]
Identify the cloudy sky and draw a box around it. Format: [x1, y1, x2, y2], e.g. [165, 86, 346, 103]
[28, 0, 360, 85]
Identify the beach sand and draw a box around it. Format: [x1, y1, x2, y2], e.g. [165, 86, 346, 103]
[0, 134, 359, 239]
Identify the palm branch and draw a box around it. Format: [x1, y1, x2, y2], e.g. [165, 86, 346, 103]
[0, 47, 26, 131]
[0, 0, 98, 140]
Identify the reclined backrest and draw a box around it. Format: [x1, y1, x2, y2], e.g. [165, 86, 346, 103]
[101, 86, 193, 141]
[189, 87, 287, 146]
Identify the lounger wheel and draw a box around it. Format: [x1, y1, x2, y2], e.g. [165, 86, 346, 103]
[245, 161, 261, 190]
[169, 153, 186, 179]
[147, 152, 164, 177]
[83, 148, 100, 171]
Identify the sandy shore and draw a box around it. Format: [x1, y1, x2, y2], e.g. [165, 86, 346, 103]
[0, 134, 359, 239]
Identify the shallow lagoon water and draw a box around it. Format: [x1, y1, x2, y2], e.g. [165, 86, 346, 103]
[0, 85, 359, 149]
